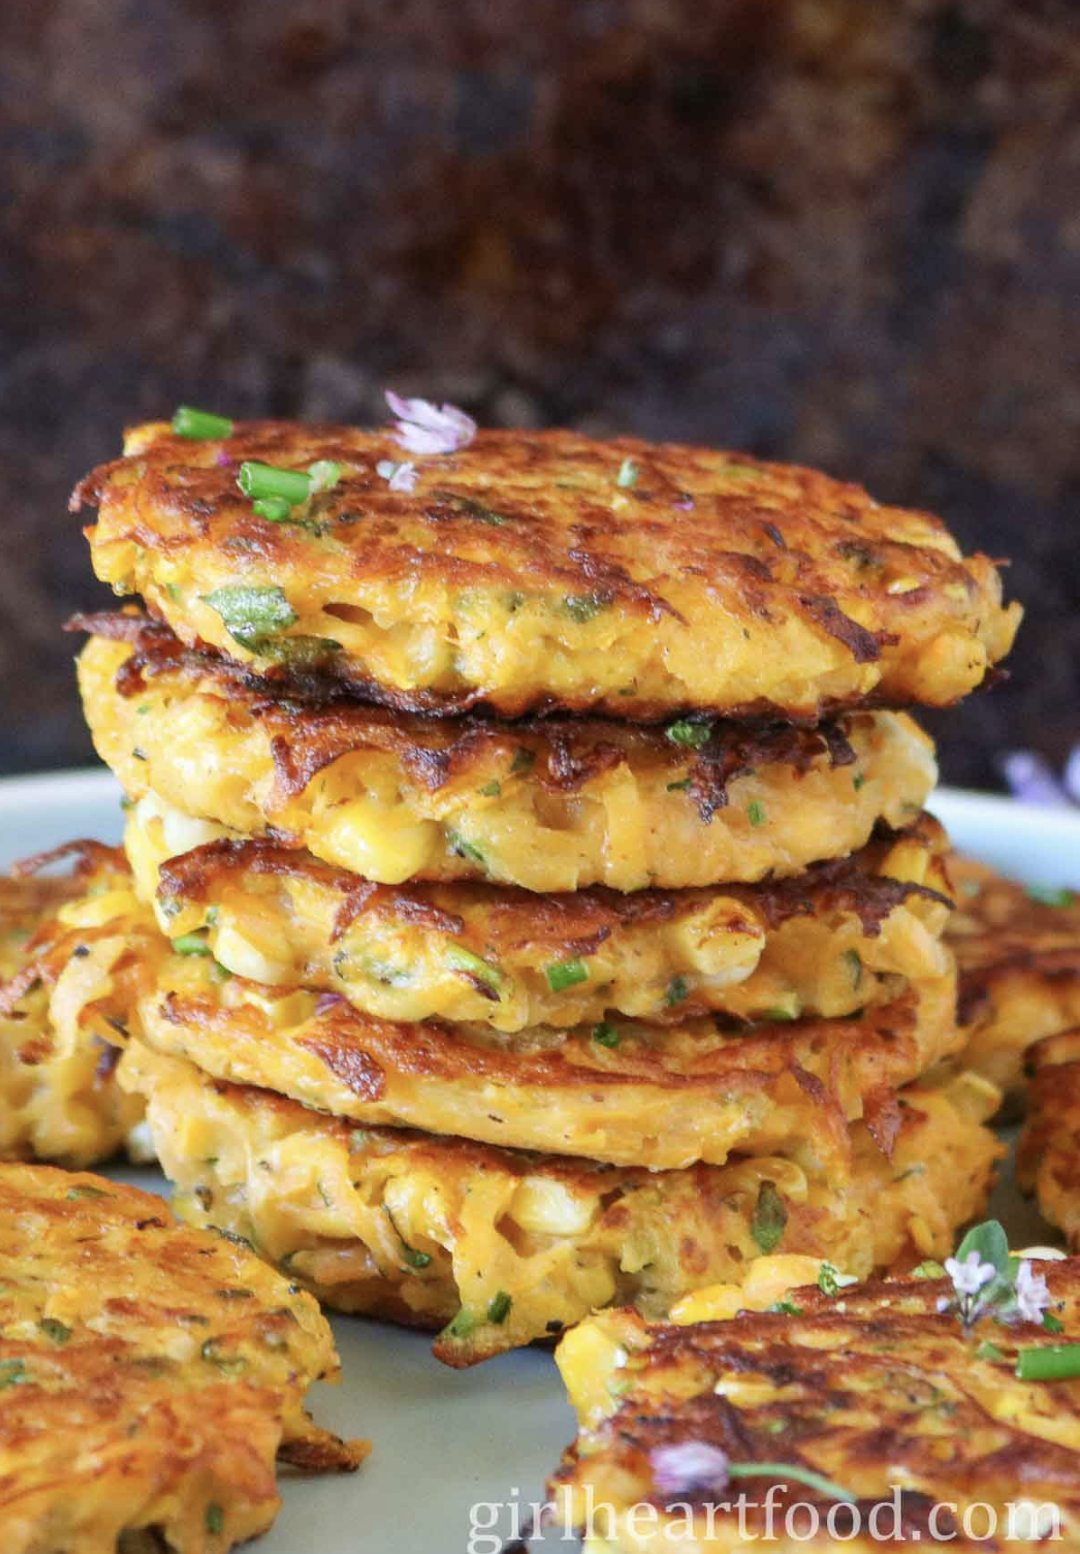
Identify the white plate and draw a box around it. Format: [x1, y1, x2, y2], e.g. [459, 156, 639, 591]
[3, 770, 1080, 1554]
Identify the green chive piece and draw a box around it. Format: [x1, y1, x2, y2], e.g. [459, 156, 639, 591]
[252, 496, 293, 523]
[172, 406, 233, 440]
[446, 829, 486, 866]
[852, 772, 866, 792]
[0, 1359, 28, 1390]
[769, 1299, 802, 1316]
[666, 720, 710, 749]
[172, 931, 212, 957]
[747, 799, 767, 827]
[763, 993, 800, 1022]
[911, 1259, 946, 1279]
[1026, 885, 1076, 908]
[38, 1318, 72, 1344]
[664, 975, 690, 1007]
[206, 1504, 225, 1536]
[237, 461, 312, 506]
[843, 949, 863, 989]
[592, 1022, 620, 1048]
[817, 1262, 857, 1296]
[1016, 1344, 1080, 1382]
[727, 1462, 856, 1504]
[487, 1291, 513, 1325]
[201, 1337, 246, 1374]
[444, 1307, 478, 1341]
[307, 459, 343, 492]
[202, 585, 298, 652]
[752, 1180, 788, 1252]
[384, 1206, 432, 1270]
[616, 457, 640, 489]
[976, 1340, 1005, 1362]
[1045, 1312, 1066, 1334]
[478, 780, 502, 798]
[446, 944, 503, 995]
[563, 593, 608, 623]
[545, 957, 589, 992]
[666, 777, 692, 792]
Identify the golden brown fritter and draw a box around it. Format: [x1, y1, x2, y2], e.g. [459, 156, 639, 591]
[122, 1041, 1000, 1368]
[74, 420, 1019, 719]
[946, 856, 1080, 1108]
[0, 1161, 365, 1554]
[127, 815, 953, 1031]
[129, 949, 961, 1174]
[552, 1261, 1080, 1552]
[1018, 1028, 1080, 1248]
[78, 626, 938, 891]
[0, 842, 151, 1165]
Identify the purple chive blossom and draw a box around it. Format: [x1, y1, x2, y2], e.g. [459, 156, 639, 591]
[376, 458, 419, 493]
[650, 1442, 730, 1498]
[385, 390, 477, 455]
[673, 494, 695, 511]
[1001, 751, 1074, 809]
[944, 1250, 997, 1299]
[1015, 1260, 1052, 1324]
[215, 449, 234, 468]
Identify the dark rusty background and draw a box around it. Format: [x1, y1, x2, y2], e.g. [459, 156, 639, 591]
[2, 0, 1078, 784]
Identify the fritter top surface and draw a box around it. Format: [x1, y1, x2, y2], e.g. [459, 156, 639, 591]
[75, 420, 1020, 718]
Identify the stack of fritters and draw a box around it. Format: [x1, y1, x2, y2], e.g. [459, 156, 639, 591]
[67, 411, 1019, 1363]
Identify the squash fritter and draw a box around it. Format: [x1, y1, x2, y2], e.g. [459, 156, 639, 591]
[73, 420, 1020, 720]
[121, 1041, 1000, 1368]
[552, 1260, 1080, 1552]
[129, 952, 961, 1173]
[125, 813, 953, 1031]
[77, 628, 938, 892]
[1018, 1028, 1080, 1247]
[0, 842, 151, 1165]
[946, 856, 1080, 1109]
[0, 1161, 365, 1554]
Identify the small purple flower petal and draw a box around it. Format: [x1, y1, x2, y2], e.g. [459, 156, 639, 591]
[385, 389, 477, 455]
[215, 449, 234, 467]
[1015, 1260, 1052, 1324]
[1001, 751, 1074, 809]
[673, 495, 695, 511]
[376, 458, 419, 493]
[650, 1442, 730, 1498]
[944, 1251, 997, 1298]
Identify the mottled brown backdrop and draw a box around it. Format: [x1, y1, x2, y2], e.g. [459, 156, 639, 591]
[2, 0, 1078, 784]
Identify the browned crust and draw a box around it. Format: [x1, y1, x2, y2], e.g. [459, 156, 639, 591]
[70, 612, 873, 816]
[72, 420, 1018, 719]
[945, 856, 1080, 1026]
[553, 1261, 1080, 1534]
[156, 817, 950, 948]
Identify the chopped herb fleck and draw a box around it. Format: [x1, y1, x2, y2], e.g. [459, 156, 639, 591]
[201, 1337, 246, 1374]
[510, 747, 536, 774]
[1044, 1312, 1066, 1334]
[67, 1184, 109, 1200]
[564, 592, 609, 623]
[446, 830, 486, 866]
[747, 800, 767, 827]
[206, 1504, 225, 1535]
[38, 1318, 72, 1344]
[172, 406, 233, 440]
[852, 772, 866, 792]
[666, 777, 692, 792]
[751, 1180, 787, 1253]
[252, 634, 343, 669]
[817, 1262, 858, 1296]
[769, 1299, 802, 1316]
[444, 1307, 478, 1341]
[976, 1340, 1004, 1362]
[478, 780, 502, 798]
[446, 944, 504, 995]
[384, 1205, 432, 1270]
[545, 957, 589, 992]
[307, 459, 343, 493]
[202, 585, 297, 653]
[843, 949, 863, 990]
[616, 457, 640, 489]
[172, 931, 212, 957]
[664, 975, 690, 1007]
[592, 1022, 620, 1048]
[911, 1259, 946, 1279]
[0, 1359, 28, 1390]
[487, 1291, 513, 1324]
[666, 720, 710, 749]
